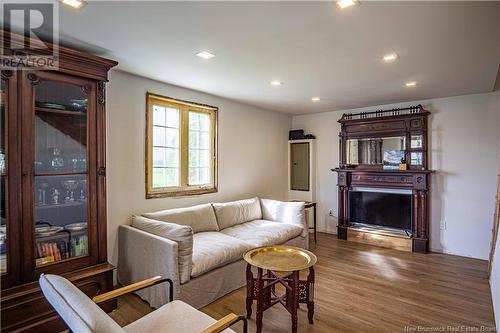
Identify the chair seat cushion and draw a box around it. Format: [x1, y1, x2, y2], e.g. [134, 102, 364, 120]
[191, 232, 254, 278]
[220, 220, 303, 247]
[123, 300, 235, 333]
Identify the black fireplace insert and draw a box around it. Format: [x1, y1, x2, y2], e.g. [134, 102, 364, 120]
[349, 189, 412, 231]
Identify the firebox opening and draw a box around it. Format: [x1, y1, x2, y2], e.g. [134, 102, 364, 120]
[348, 187, 412, 235]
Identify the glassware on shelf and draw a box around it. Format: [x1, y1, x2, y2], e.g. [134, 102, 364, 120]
[77, 157, 87, 171]
[62, 180, 79, 202]
[69, 156, 87, 172]
[70, 158, 79, 171]
[78, 179, 87, 201]
[35, 180, 49, 206]
[50, 188, 60, 205]
[48, 147, 65, 171]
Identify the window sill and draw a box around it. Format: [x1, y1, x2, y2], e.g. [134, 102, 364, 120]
[146, 187, 217, 199]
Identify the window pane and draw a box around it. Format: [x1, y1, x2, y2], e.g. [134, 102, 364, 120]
[166, 148, 178, 167]
[166, 128, 179, 148]
[189, 167, 210, 186]
[153, 168, 179, 188]
[199, 168, 209, 184]
[153, 126, 166, 146]
[199, 150, 209, 168]
[166, 108, 179, 128]
[153, 147, 166, 167]
[189, 167, 199, 185]
[189, 131, 199, 149]
[199, 114, 210, 132]
[153, 168, 166, 188]
[189, 112, 199, 130]
[200, 132, 209, 149]
[153, 105, 166, 126]
[165, 168, 179, 187]
[189, 150, 199, 167]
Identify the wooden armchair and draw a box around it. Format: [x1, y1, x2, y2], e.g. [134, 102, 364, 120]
[39, 274, 247, 333]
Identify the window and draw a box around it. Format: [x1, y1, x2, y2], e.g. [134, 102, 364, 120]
[146, 93, 217, 198]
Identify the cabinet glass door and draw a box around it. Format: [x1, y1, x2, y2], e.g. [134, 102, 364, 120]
[1, 76, 7, 274]
[33, 80, 90, 267]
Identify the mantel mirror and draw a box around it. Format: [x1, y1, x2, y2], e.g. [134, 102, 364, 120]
[346, 136, 405, 167]
[338, 105, 429, 170]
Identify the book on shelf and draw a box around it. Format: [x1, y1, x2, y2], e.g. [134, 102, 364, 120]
[36, 235, 88, 266]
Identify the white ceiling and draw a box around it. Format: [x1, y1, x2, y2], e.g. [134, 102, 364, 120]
[57, 2, 500, 113]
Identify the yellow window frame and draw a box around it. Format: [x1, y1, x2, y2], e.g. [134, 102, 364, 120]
[146, 92, 218, 198]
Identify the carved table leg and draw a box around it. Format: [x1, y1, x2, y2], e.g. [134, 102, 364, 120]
[246, 264, 253, 319]
[291, 270, 299, 333]
[256, 268, 264, 333]
[307, 267, 315, 324]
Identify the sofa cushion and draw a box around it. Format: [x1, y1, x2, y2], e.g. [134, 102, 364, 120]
[191, 232, 254, 278]
[132, 216, 193, 284]
[123, 300, 235, 333]
[261, 199, 307, 237]
[220, 220, 304, 247]
[212, 197, 262, 230]
[142, 203, 218, 233]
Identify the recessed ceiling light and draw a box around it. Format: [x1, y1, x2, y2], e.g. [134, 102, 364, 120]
[311, 97, 321, 102]
[196, 51, 215, 59]
[337, 0, 356, 9]
[60, 0, 85, 9]
[405, 81, 417, 87]
[270, 80, 283, 86]
[383, 52, 399, 62]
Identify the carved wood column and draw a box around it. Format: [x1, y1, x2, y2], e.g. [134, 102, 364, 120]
[337, 171, 348, 240]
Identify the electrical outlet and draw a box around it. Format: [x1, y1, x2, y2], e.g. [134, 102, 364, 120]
[440, 220, 446, 230]
[328, 209, 334, 216]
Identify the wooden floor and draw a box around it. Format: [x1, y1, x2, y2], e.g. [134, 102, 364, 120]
[109, 233, 496, 333]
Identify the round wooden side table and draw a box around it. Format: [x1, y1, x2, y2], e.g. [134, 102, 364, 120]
[243, 246, 317, 333]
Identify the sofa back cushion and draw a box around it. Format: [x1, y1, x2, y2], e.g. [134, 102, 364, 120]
[142, 203, 218, 233]
[261, 199, 306, 236]
[212, 197, 262, 230]
[132, 216, 193, 284]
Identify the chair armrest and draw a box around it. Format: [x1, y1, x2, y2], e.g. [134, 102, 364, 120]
[93, 276, 173, 304]
[200, 314, 248, 333]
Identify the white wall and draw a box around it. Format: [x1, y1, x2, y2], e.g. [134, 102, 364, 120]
[105, 70, 291, 266]
[292, 92, 500, 260]
[490, 89, 500, 330]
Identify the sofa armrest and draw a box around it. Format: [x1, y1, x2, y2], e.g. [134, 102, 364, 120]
[260, 199, 307, 236]
[118, 225, 180, 308]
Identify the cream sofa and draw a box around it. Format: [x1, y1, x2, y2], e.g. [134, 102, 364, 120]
[118, 197, 307, 309]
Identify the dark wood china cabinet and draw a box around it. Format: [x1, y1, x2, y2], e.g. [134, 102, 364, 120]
[1, 31, 117, 332]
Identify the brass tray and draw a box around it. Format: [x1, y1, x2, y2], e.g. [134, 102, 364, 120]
[244, 246, 317, 272]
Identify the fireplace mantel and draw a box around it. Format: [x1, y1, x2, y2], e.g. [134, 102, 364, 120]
[334, 105, 433, 253]
[332, 168, 433, 253]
